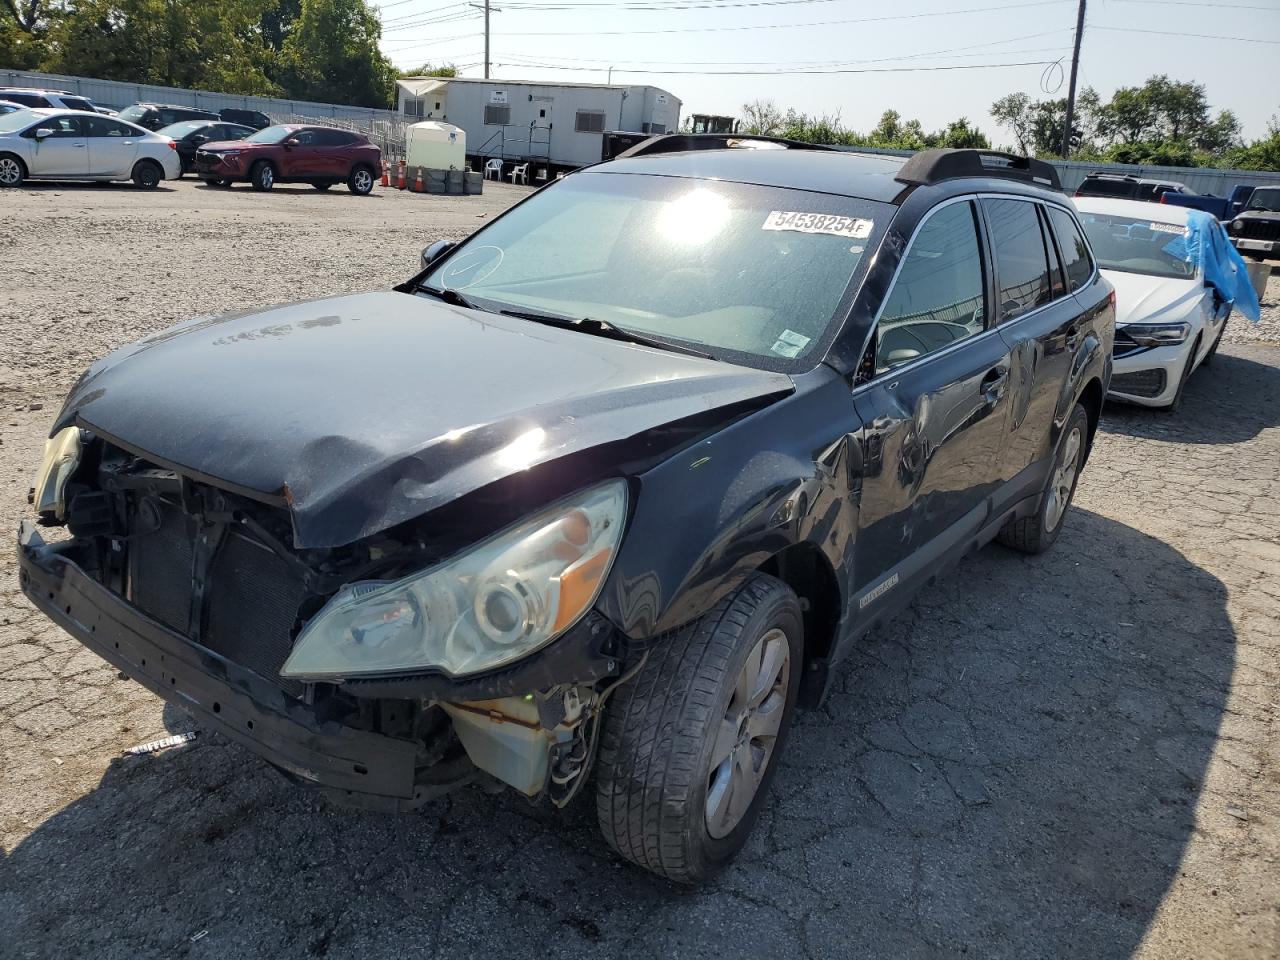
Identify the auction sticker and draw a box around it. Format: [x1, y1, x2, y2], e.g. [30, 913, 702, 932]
[1148, 222, 1184, 235]
[763, 211, 873, 239]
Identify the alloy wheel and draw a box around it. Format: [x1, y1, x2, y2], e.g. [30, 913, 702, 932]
[1044, 425, 1082, 532]
[353, 169, 373, 193]
[0, 157, 21, 185]
[705, 627, 790, 839]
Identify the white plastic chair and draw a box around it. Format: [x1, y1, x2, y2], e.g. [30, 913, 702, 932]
[507, 163, 529, 185]
[483, 158, 502, 181]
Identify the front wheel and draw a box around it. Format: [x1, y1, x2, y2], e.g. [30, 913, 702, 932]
[0, 153, 26, 187]
[998, 403, 1089, 555]
[595, 573, 802, 883]
[131, 160, 162, 190]
[347, 165, 374, 195]
[250, 161, 275, 191]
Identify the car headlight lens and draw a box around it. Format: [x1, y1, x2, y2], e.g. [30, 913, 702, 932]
[1229, 220, 1242, 233]
[1123, 322, 1191, 347]
[280, 480, 627, 680]
[31, 426, 83, 521]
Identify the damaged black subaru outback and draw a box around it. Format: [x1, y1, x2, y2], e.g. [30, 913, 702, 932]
[20, 141, 1112, 883]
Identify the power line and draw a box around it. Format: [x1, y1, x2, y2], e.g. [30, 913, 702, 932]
[1111, 0, 1280, 10]
[491, 58, 1059, 75]
[1091, 24, 1280, 44]
[384, 0, 1071, 35]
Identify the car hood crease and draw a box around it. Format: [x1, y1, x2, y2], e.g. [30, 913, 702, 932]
[56, 292, 793, 548]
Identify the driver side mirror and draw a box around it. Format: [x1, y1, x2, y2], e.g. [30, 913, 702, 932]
[34, 127, 53, 139]
[421, 240, 456, 270]
[885, 347, 921, 368]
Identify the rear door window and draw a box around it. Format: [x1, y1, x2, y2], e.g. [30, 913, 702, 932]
[874, 199, 987, 373]
[1045, 206, 1094, 292]
[983, 197, 1054, 321]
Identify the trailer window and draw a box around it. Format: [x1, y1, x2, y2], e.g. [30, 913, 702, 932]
[575, 111, 606, 134]
[484, 105, 510, 125]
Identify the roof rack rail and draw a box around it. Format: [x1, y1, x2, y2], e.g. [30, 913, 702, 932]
[612, 133, 836, 160]
[895, 148, 1061, 191]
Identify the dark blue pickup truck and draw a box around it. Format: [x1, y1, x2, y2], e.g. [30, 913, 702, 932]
[1159, 184, 1256, 221]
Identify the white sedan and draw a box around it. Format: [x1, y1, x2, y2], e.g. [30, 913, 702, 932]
[0, 108, 182, 189]
[1074, 196, 1231, 411]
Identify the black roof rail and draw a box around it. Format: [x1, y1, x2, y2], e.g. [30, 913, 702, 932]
[612, 133, 836, 160]
[895, 148, 1062, 191]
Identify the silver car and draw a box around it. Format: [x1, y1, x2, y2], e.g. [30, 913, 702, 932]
[0, 108, 182, 189]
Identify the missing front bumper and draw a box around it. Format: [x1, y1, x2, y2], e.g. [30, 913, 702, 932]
[17, 521, 458, 811]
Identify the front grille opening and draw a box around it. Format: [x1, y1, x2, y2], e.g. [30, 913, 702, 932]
[1111, 368, 1167, 398]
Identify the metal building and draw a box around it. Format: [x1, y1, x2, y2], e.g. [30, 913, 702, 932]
[396, 76, 681, 172]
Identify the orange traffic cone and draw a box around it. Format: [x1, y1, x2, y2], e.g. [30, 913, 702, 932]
[380, 162, 389, 187]
[396, 162, 406, 190]
[413, 169, 424, 193]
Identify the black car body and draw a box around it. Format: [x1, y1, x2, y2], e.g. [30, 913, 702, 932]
[119, 103, 219, 132]
[157, 120, 256, 173]
[19, 143, 1113, 883]
[1075, 172, 1189, 203]
[218, 108, 272, 130]
[1226, 185, 1280, 260]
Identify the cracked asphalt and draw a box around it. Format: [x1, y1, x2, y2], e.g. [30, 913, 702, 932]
[1, 180, 1277, 960]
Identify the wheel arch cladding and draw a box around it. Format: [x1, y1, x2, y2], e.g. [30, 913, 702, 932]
[1077, 375, 1103, 464]
[756, 541, 841, 707]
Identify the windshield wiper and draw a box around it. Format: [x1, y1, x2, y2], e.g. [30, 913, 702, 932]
[421, 286, 481, 311]
[498, 308, 712, 359]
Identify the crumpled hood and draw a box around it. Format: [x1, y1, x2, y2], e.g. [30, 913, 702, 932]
[57, 292, 793, 547]
[1101, 269, 1203, 327]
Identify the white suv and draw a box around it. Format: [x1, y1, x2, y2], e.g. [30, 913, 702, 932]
[0, 88, 103, 113]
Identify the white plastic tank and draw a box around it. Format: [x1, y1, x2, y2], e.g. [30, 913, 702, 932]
[406, 121, 467, 170]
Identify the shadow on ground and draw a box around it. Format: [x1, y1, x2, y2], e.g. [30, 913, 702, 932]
[1102, 348, 1280, 444]
[0, 509, 1232, 959]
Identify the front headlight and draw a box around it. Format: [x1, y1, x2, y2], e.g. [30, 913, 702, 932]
[1123, 322, 1191, 347]
[31, 426, 83, 521]
[280, 480, 627, 681]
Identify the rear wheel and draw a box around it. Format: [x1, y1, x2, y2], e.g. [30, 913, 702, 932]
[347, 165, 374, 195]
[131, 160, 162, 190]
[0, 153, 26, 187]
[595, 573, 802, 883]
[250, 161, 275, 191]
[998, 403, 1089, 555]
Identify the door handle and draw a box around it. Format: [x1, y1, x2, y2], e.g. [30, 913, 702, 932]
[980, 366, 1009, 400]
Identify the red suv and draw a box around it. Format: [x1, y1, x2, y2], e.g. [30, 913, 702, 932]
[194, 124, 381, 195]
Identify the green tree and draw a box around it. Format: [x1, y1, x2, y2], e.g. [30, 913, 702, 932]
[1223, 118, 1280, 172]
[45, 0, 278, 94]
[279, 0, 397, 107]
[740, 98, 784, 137]
[398, 63, 457, 78]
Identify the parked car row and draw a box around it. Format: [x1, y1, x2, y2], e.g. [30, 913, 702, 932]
[0, 105, 381, 194]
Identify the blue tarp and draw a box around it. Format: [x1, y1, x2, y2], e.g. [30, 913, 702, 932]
[1163, 210, 1262, 322]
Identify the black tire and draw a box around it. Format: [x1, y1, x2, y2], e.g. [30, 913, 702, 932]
[595, 573, 803, 884]
[1158, 334, 1201, 413]
[347, 164, 375, 196]
[250, 160, 275, 191]
[998, 403, 1089, 555]
[0, 152, 26, 187]
[313, 180, 333, 191]
[205, 178, 229, 188]
[1201, 317, 1228, 367]
[131, 160, 162, 190]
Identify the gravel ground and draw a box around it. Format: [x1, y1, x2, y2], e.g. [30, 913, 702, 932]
[1, 179, 1277, 960]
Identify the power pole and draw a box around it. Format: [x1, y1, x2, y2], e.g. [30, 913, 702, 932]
[484, 0, 491, 79]
[1060, 0, 1086, 158]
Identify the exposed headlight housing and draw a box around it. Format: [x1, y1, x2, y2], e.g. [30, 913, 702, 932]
[1229, 219, 1242, 233]
[1122, 322, 1191, 347]
[30, 426, 83, 521]
[281, 480, 628, 681]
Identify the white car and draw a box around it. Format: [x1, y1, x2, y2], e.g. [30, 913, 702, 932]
[1074, 196, 1231, 411]
[0, 108, 182, 189]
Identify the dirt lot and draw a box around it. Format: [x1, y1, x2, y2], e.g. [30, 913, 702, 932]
[1, 179, 1277, 960]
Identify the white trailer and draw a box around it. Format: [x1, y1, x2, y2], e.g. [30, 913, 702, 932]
[396, 77, 681, 173]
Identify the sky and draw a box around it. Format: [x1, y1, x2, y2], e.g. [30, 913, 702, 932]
[377, 0, 1280, 145]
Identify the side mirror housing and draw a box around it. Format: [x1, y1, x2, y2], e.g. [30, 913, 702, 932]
[421, 240, 456, 270]
[34, 127, 53, 139]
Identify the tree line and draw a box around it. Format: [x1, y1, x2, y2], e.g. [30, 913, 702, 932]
[1, 0, 401, 108]
[734, 75, 1275, 172]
